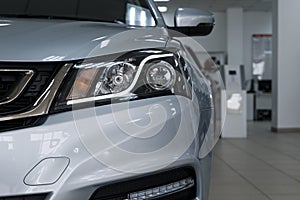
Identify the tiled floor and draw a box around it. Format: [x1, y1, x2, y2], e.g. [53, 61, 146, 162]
[209, 121, 300, 200]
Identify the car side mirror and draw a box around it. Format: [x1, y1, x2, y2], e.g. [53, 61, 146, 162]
[170, 8, 215, 36]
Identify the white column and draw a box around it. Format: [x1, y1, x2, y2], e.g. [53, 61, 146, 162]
[272, 0, 300, 131]
[222, 8, 247, 138]
[227, 8, 244, 65]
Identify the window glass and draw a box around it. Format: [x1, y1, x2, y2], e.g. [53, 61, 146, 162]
[0, 0, 156, 27]
[126, 3, 156, 27]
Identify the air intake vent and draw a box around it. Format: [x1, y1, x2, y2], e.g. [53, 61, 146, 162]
[0, 116, 47, 133]
[90, 167, 197, 200]
[127, 177, 195, 200]
[0, 193, 48, 200]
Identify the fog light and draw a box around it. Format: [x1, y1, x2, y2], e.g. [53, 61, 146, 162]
[127, 177, 194, 200]
[146, 61, 176, 91]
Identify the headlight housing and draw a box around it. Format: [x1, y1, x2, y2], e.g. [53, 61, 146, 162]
[51, 49, 192, 112]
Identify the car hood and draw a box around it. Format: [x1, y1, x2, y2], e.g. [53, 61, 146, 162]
[0, 18, 169, 62]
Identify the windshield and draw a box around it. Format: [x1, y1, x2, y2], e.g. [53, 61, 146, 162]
[0, 0, 156, 27]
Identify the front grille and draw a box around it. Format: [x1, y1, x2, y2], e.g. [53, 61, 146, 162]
[0, 193, 48, 200]
[90, 167, 197, 200]
[0, 62, 63, 132]
[0, 63, 60, 116]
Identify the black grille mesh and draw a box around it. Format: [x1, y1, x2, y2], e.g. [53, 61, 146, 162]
[0, 62, 61, 132]
[0, 71, 24, 102]
[0, 193, 48, 200]
[0, 63, 59, 116]
[0, 116, 47, 133]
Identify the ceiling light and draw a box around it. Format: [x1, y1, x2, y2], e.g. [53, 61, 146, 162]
[158, 6, 168, 13]
[0, 23, 11, 27]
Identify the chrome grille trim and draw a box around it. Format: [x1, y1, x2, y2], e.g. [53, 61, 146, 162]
[0, 69, 34, 105]
[0, 64, 72, 122]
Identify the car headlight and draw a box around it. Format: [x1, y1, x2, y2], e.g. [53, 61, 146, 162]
[51, 49, 192, 112]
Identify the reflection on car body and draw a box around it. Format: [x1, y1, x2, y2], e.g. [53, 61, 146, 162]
[0, 0, 220, 200]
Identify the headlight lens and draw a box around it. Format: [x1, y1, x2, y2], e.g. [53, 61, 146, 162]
[95, 62, 136, 95]
[52, 49, 191, 112]
[146, 61, 176, 91]
[67, 61, 137, 100]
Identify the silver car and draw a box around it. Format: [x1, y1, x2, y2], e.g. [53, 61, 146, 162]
[0, 0, 217, 200]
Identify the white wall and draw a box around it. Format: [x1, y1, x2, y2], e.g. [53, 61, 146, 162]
[161, 12, 174, 27]
[227, 8, 244, 65]
[243, 12, 272, 81]
[162, 10, 272, 80]
[272, 0, 300, 129]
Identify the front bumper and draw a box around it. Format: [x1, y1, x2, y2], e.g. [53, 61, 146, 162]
[0, 96, 213, 200]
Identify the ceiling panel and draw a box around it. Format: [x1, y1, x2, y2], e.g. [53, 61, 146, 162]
[155, 0, 273, 12]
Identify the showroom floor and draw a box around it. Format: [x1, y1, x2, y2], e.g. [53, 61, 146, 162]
[209, 122, 300, 200]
